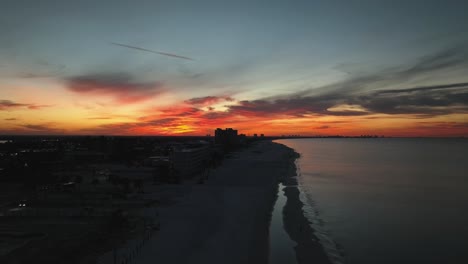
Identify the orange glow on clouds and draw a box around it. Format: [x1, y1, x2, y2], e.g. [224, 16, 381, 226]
[1, 77, 467, 137]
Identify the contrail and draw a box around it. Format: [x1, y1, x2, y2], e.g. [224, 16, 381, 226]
[111, 42, 194, 61]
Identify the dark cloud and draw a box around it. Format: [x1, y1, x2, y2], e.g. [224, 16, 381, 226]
[0, 100, 50, 110]
[0, 100, 28, 109]
[28, 104, 52, 110]
[226, 46, 468, 118]
[185, 96, 233, 106]
[22, 124, 53, 131]
[352, 82, 468, 116]
[225, 81, 468, 118]
[81, 122, 139, 134]
[159, 107, 202, 117]
[290, 45, 468, 100]
[14, 123, 65, 134]
[146, 118, 178, 126]
[315, 125, 330, 129]
[202, 111, 231, 120]
[376, 82, 468, 94]
[399, 46, 468, 78]
[227, 97, 366, 117]
[5, 118, 17, 121]
[65, 73, 165, 103]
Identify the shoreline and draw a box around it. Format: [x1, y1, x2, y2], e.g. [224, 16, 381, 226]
[277, 145, 333, 264]
[97, 140, 331, 264]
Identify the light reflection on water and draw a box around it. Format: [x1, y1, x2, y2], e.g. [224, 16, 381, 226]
[277, 138, 468, 264]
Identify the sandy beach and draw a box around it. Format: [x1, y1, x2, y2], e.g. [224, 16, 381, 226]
[101, 141, 331, 264]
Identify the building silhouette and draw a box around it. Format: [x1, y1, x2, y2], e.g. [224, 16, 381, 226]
[214, 128, 239, 147]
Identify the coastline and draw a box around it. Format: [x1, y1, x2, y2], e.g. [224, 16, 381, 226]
[278, 146, 333, 264]
[98, 140, 331, 264]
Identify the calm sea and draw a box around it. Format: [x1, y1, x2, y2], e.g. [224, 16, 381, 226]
[276, 138, 468, 264]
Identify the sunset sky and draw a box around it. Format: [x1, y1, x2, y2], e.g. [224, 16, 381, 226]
[1, 0, 468, 136]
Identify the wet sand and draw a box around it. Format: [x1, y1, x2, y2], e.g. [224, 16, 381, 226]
[280, 148, 331, 264]
[280, 152, 332, 264]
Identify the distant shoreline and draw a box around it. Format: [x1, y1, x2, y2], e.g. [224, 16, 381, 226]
[0, 135, 466, 139]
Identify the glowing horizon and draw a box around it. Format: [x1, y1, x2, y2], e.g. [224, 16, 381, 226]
[1, 1, 468, 137]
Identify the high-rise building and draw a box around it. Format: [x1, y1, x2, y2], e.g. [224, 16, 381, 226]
[214, 128, 239, 146]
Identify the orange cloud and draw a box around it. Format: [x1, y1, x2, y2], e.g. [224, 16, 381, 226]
[77, 95, 467, 136]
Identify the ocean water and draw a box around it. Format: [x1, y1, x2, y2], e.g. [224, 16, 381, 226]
[276, 138, 468, 264]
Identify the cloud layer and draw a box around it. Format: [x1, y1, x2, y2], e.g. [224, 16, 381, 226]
[224, 46, 468, 118]
[0, 100, 50, 110]
[2, 46, 468, 136]
[77, 46, 468, 136]
[185, 96, 233, 106]
[65, 73, 165, 104]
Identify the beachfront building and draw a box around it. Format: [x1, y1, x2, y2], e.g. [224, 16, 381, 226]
[170, 145, 210, 178]
[215, 128, 239, 147]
